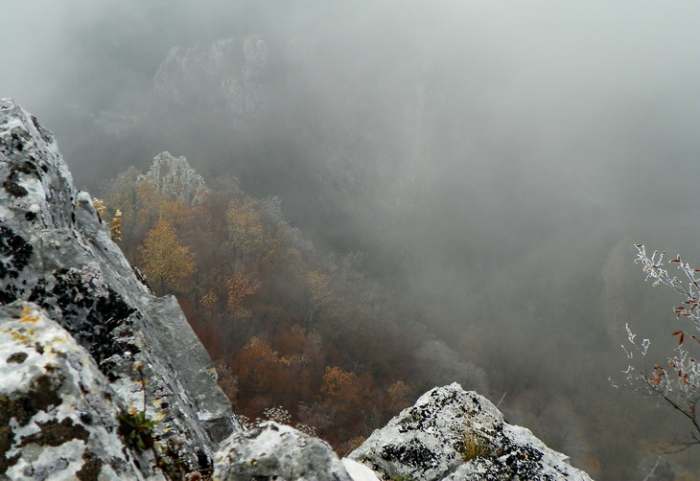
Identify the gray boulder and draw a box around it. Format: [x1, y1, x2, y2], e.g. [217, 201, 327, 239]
[0, 98, 237, 476]
[214, 421, 353, 481]
[350, 383, 593, 481]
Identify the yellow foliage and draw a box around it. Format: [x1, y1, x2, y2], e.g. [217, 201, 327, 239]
[200, 290, 218, 308]
[93, 197, 107, 220]
[226, 199, 265, 256]
[139, 219, 194, 292]
[321, 366, 363, 407]
[111, 209, 123, 242]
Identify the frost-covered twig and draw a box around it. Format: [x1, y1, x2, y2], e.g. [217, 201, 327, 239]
[616, 245, 700, 449]
[641, 456, 660, 481]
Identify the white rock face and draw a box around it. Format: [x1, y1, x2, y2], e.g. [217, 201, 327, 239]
[350, 383, 593, 481]
[140, 151, 208, 205]
[0, 302, 150, 480]
[213, 422, 353, 481]
[0, 98, 237, 478]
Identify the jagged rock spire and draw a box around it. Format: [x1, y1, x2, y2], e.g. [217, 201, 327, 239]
[140, 151, 208, 205]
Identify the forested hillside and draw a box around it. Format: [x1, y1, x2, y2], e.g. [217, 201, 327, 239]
[99, 153, 486, 452]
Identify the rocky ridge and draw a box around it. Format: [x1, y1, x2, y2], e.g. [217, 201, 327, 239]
[140, 151, 208, 205]
[0, 99, 593, 481]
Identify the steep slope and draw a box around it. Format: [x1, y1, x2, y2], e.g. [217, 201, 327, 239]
[0, 98, 237, 477]
[0, 99, 593, 481]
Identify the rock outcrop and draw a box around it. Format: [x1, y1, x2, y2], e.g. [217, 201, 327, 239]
[0, 99, 593, 481]
[350, 383, 592, 481]
[0, 98, 236, 479]
[140, 151, 208, 205]
[153, 36, 268, 118]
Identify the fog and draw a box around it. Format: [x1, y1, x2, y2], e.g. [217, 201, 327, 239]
[4, 1, 700, 478]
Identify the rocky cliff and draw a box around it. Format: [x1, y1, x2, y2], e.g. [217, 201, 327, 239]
[0, 98, 236, 479]
[0, 99, 593, 481]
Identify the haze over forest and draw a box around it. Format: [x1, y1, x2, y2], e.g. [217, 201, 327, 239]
[3, 1, 700, 479]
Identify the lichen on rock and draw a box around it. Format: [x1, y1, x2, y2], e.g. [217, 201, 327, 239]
[0, 302, 145, 480]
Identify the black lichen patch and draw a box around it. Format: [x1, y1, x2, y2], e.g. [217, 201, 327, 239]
[76, 451, 103, 481]
[29, 268, 140, 380]
[0, 426, 19, 476]
[0, 130, 31, 155]
[398, 388, 470, 435]
[1, 125, 44, 197]
[2, 159, 41, 199]
[2, 179, 27, 197]
[0, 374, 63, 426]
[196, 448, 213, 477]
[381, 440, 438, 470]
[6, 352, 27, 364]
[20, 418, 89, 447]
[0, 373, 63, 475]
[13, 160, 39, 177]
[0, 225, 33, 279]
[466, 444, 548, 481]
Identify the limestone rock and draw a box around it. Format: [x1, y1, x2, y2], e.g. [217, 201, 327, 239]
[213, 422, 353, 481]
[350, 383, 592, 481]
[0, 302, 152, 481]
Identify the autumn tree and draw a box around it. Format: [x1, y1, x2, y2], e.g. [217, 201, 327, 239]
[111, 209, 123, 242]
[93, 197, 107, 220]
[226, 198, 265, 265]
[322, 366, 364, 414]
[226, 271, 261, 320]
[139, 218, 194, 293]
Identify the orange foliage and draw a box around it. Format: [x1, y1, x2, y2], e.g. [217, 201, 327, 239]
[322, 366, 364, 409]
[227, 272, 261, 319]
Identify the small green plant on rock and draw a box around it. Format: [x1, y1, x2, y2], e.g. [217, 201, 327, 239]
[118, 360, 156, 452]
[118, 409, 156, 452]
